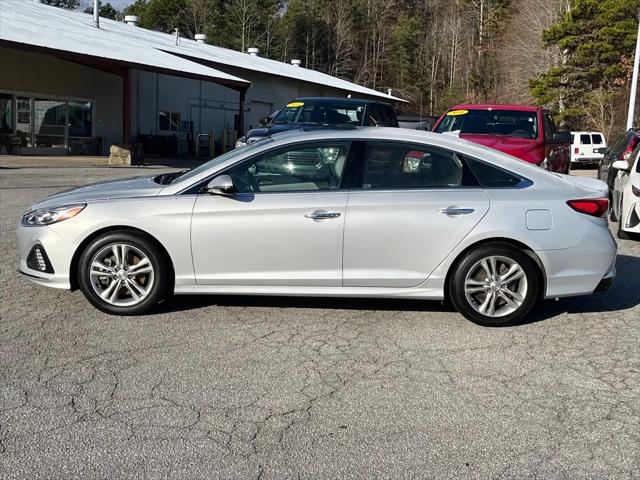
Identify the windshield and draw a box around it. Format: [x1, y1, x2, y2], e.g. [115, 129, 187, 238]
[168, 138, 273, 185]
[272, 101, 365, 126]
[435, 109, 539, 139]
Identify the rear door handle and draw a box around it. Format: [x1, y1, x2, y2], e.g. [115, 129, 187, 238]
[439, 206, 475, 216]
[304, 210, 341, 220]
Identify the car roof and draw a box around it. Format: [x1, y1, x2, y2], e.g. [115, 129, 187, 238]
[164, 127, 557, 195]
[447, 104, 540, 112]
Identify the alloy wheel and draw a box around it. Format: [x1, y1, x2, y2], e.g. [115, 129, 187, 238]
[88, 243, 155, 307]
[463, 255, 528, 318]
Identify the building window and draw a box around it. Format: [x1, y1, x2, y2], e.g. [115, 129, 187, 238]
[68, 101, 92, 138]
[159, 111, 181, 132]
[0, 93, 13, 134]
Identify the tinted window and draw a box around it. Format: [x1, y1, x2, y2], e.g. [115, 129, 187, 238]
[543, 113, 557, 138]
[272, 101, 364, 126]
[436, 109, 538, 139]
[368, 104, 396, 126]
[361, 142, 469, 189]
[591, 134, 603, 144]
[225, 143, 349, 193]
[580, 134, 591, 145]
[466, 157, 525, 188]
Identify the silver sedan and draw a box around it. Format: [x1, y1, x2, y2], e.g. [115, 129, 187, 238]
[17, 128, 617, 326]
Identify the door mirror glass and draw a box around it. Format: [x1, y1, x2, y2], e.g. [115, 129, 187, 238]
[205, 175, 235, 195]
[612, 160, 630, 171]
[549, 131, 572, 144]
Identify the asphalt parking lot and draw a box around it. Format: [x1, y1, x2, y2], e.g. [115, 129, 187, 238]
[0, 163, 638, 479]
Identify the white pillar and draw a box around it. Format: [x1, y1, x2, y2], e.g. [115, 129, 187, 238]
[93, 0, 99, 28]
[626, 13, 640, 130]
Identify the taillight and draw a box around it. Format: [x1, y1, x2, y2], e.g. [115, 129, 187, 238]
[621, 137, 639, 160]
[574, 147, 579, 154]
[566, 198, 609, 217]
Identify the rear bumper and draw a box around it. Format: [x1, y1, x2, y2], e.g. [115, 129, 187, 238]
[542, 221, 617, 298]
[594, 268, 616, 292]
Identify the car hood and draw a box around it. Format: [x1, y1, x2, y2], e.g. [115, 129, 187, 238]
[458, 134, 541, 163]
[31, 175, 163, 210]
[246, 123, 311, 140]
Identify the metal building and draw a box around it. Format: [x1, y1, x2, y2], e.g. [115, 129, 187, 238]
[0, 0, 400, 156]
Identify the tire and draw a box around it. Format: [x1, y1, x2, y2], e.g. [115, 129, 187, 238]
[78, 230, 169, 315]
[449, 243, 541, 327]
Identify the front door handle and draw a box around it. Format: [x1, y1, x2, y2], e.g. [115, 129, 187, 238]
[304, 210, 341, 220]
[439, 206, 475, 216]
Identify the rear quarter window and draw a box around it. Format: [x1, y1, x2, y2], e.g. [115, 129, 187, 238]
[465, 157, 527, 188]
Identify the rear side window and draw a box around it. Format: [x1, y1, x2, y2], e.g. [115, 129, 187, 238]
[465, 157, 526, 188]
[360, 142, 477, 189]
[580, 134, 591, 145]
[591, 134, 603, 144]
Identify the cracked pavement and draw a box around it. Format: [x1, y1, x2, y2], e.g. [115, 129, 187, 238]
[0, 164, 638, 479]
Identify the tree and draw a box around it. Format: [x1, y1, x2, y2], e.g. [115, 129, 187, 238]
[40, 0, 79, 9]
[531, 0, 640, 128]
[84, 1, 119, 20]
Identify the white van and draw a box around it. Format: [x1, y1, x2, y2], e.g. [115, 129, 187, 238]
[570, 131, 606, 164]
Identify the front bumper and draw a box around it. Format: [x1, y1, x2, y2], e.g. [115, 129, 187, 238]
[17, 223, 75, 290]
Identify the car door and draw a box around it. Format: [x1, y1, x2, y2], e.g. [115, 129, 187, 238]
[191, 141, 352, 286]
[342, 141, 490, 287]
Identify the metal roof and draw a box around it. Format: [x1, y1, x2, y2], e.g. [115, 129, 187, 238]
[0, 0, 248, 87]
[0, 0, 404, 102]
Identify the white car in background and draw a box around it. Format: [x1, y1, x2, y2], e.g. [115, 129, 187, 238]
[610, 146, 640, 239]
[571, 131, 606, 165]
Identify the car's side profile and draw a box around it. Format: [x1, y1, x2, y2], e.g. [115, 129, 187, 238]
[610, 146, 640, 239]
[18, 129, 617, 326]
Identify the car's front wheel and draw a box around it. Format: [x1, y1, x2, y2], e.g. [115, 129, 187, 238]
[78, 230, 168, 315]
[450, 243, 541, 327]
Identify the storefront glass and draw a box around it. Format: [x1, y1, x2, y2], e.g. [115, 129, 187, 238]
[34, 99, 66, 149]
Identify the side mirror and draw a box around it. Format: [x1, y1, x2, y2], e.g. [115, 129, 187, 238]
[612, 160, 630, 171]
[548, 131, 572, 144]
[205, 175, 235, 195]
[258, 116, 269, 127]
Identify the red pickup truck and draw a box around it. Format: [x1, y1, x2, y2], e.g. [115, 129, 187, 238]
[433, 104, 572, 173]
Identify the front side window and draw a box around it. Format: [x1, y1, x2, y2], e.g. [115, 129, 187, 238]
[225, 142, 350, 193]
[361, 142, 465, 189]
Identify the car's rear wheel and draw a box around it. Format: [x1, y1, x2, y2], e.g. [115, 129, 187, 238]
[450, 243, 541, 327]
[78, 230, 168, 315]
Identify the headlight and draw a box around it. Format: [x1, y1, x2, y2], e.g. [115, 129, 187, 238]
[22, 203, 86, 227]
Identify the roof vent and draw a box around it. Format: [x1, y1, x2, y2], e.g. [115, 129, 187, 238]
[291, 59, 302, 67]
[195, 33, 207, 43]
[387, 88, 393, 96]
[247, 47, 260, 56]
[124, 15, 138, 26]
[174, 28, 180, 46]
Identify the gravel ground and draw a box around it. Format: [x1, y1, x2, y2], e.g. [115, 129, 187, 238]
[1, 164, 638, 479]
